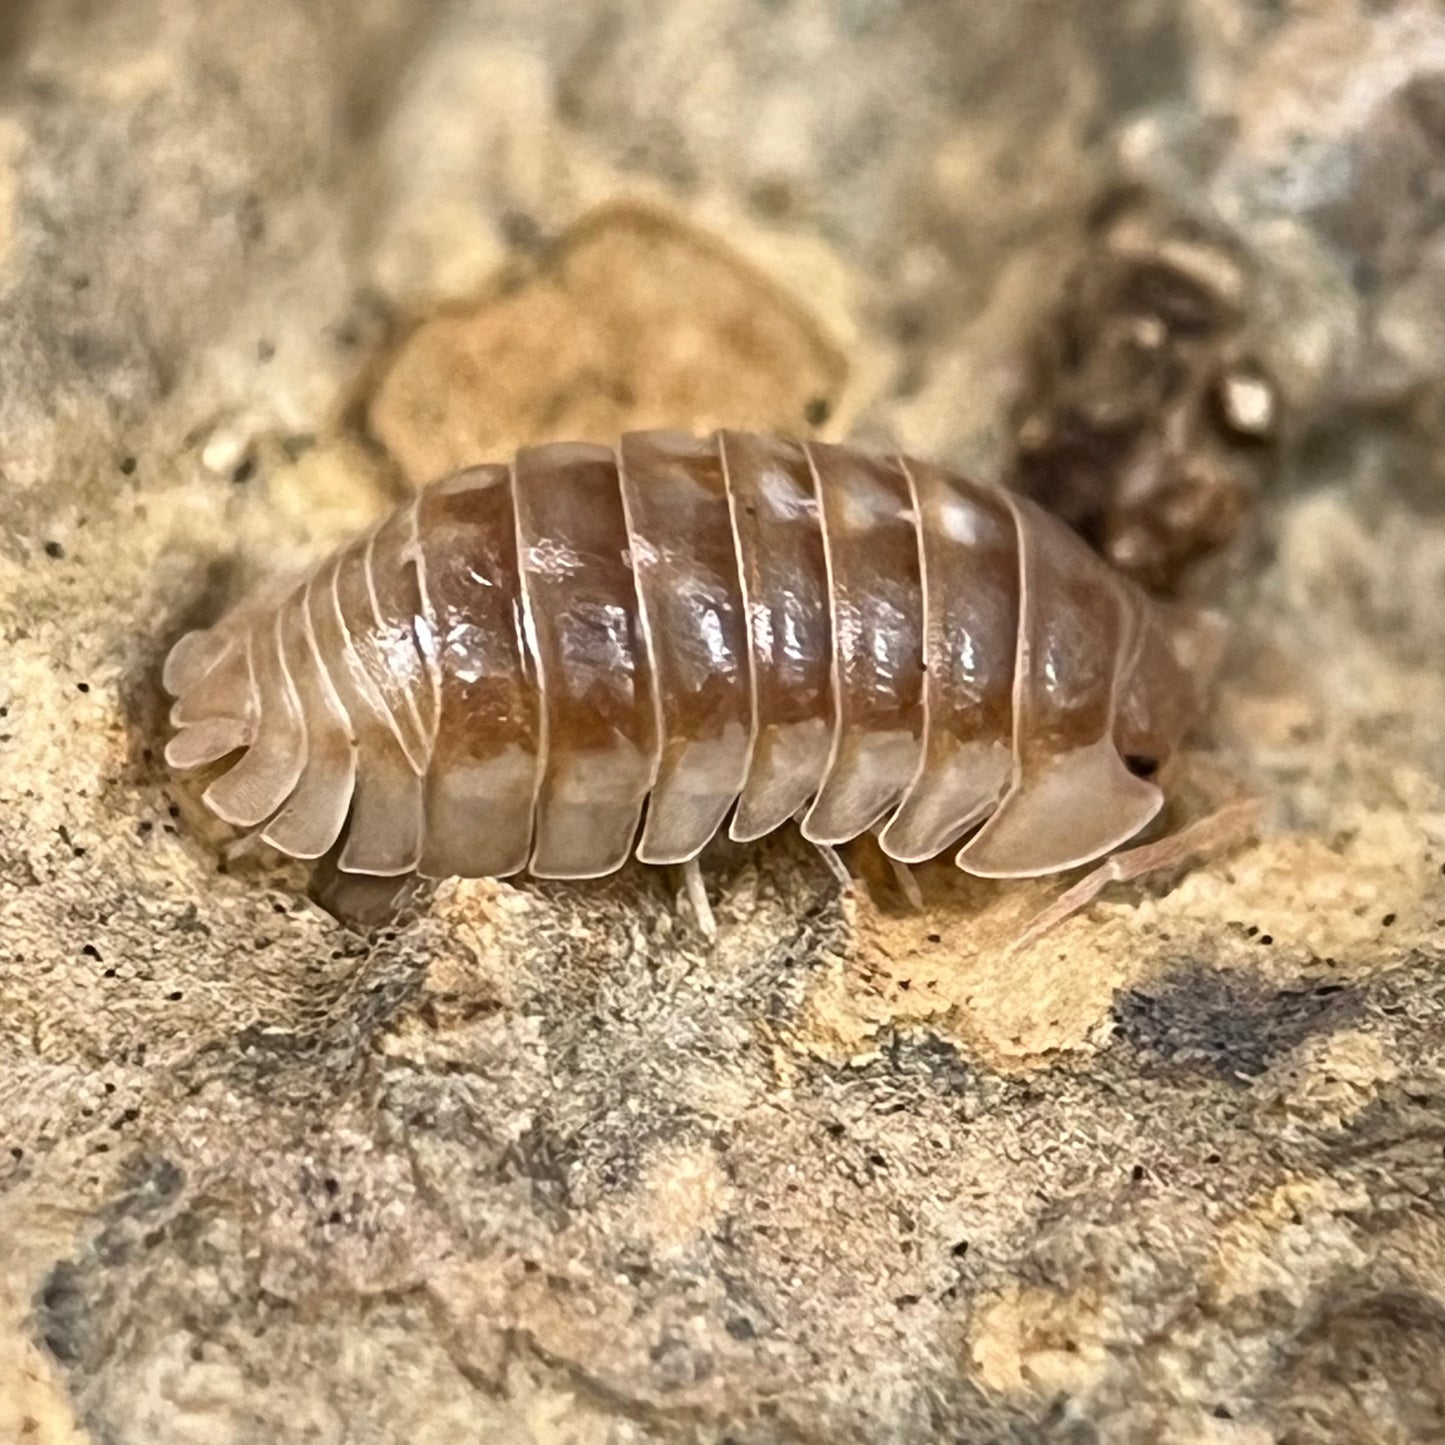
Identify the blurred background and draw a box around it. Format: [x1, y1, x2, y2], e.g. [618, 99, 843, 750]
[2, 0, 1443, 522]
[2, 2, 1444, 1442]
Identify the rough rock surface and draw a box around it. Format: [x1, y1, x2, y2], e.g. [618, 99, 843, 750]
[2, 2, 1443, 1442]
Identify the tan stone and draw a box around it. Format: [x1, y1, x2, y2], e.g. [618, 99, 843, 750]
[0, 1307, 90, 1445]
[368, 201, 848, 484]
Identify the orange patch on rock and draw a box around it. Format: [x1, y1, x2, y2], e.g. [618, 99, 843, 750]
[368, 201, 848, 485]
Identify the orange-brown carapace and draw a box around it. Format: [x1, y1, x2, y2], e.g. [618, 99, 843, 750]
[164, 431, 1221, 884]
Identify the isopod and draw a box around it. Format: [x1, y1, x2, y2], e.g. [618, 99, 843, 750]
[163, 430, 1223, 891]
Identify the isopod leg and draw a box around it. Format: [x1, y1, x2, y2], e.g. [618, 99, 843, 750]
[310, 855, 435, 930]
[679, 858, 717, 941]
[1009, 799, 1261, 955]
[815, 842, 858, 894]
[886, 853, 924, 911]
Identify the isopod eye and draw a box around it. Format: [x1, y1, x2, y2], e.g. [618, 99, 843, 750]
[1124, 754, 1159, 780]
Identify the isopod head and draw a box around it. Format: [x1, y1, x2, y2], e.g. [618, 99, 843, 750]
[1115, 603, 1227, 787]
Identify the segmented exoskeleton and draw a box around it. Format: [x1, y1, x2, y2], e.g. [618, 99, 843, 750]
[163, 431, 1222, 884]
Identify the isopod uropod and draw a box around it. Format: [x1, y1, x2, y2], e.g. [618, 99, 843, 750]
[163, 430, 1223, 889]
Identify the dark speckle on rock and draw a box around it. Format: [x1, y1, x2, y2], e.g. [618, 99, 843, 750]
[35, 1262, 90, 1366]
[1112, 967, 1359, 1078]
